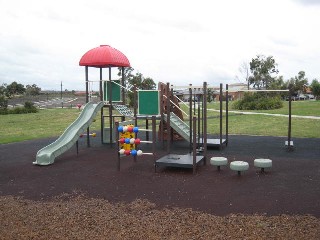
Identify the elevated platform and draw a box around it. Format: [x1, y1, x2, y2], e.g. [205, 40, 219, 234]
[198, 138, 227, 148]
[155, 153, 204, 169]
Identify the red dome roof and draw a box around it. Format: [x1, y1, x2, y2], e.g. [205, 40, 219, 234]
[79, 45, 131, 67]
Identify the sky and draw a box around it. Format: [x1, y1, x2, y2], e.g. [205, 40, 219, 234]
[1, 0, 320, 91]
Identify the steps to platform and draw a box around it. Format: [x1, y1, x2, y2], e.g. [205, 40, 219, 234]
[164, 112, 192, 142]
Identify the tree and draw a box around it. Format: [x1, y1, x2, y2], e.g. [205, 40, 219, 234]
[248, 55, 279, 89]
[237, 61, 250, 90]
[26, 84, 41, 96]
[0, 95, 8, 110]
[5, 81, 25, 98]
[0, 84, 6, 96]
[310, 79, 320, 99]
[117, 67, 134, 89]
[285, 71, 308, 95]
[117, 68, 156, 106]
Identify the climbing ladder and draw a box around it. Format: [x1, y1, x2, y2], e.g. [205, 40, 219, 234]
[113, 104, 134, 117]
[164, 112, 193, 142]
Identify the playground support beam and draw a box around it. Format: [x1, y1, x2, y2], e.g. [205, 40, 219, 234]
[108, 67, 113, 146]
[287, 89, 293, 151]
[121, 67, 125, 105]
[85, 66, 90, 147]
[193, 116, 197, 174]
[188, 84, 191, 149]
[152, 116, 157, 172]
[100, 68, 104, 144]
[219, 83, 223, 148]
[166, 82, 171, 154]
[226, 84, 229, 146]
[203, 81, 208, 165]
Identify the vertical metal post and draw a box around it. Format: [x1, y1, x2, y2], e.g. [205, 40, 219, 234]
[115, 121, 120, 171]
[121, 67, 125, 105]
[76, 140, 79, 155]
[85, 66, 90, 147]
[159, 82, 164, 148]
[133, 90, 138, 163]
[85, 66, 89, 103]
[146, 119, 149, 141]
[226, 84, 229, 146]
[100, 68, 104, 144]
[166, 83, 171, 154]
[108, 67, 113, 145]
[219, 83, 223, 148]
[197, 95, 200, 145]
[170, 88, 174, 141]
[193, 116, 197, 174]
[203, 82, 207, 165]
[152, 116, 157, 172]
[288, 90, 293, 151]
[193, 91, 196, 115]
[133, 85, 138, 126]
[189, 84, 193, 153]
[201, 94, 204, 147]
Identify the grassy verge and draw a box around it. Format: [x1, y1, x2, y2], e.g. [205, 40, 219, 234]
[207, 114, 320, 138]
[207, 100, 320, 116]
[0, 109, 100, 144]
[1, 103, 319, 144]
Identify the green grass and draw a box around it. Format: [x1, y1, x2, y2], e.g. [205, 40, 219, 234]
[1, 101, 319, 144]
[0, 109, 101, 144]
[207, 114, 320, 138]
[207, 100, 320, 116]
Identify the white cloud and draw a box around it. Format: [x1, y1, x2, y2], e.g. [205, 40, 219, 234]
[0, 0, 319, 90]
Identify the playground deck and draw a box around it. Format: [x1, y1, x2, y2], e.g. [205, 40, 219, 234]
[0, 134, 320, 217]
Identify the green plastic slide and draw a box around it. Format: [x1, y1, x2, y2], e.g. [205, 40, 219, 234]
[33, 101, 104, 166]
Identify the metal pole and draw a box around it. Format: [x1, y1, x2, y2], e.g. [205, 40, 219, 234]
[219, 83, 223, 148]
[76, 140, 79, 155]
[152, 116, 157, 172]
[189, 84, 193, 153]
[134, 85, 137, 126]
[166, 83, 171, 154]
[109, 67, 113, 145]
[170, 88, 174, 141]
[226, 84, 229, 146]
[100, 68, 104, 144]
[203, 82, 207, 165]
[288, 90, 293, 151]
[146, 119, 149, 141]
[159, 82, 164, 149]
[85, 66, 90, 147]
[197, 95, 200, 146]
[121, 67, 125, 105]
[115, 121, 120, 171]
[193, 116, 197, 174]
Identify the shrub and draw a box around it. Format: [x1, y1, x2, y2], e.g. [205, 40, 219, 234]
[232, 92, 283, 110]
[0, 95, 8, 109]
[0, 101, 38, 115]
[24, 101, 38, 113]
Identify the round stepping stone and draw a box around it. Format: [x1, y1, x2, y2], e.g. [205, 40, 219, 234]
[254, 159, 272, 173]
[210, 157, 228, 171]
[230, 161, 249, 176]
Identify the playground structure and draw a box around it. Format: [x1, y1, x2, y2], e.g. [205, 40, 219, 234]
[115, 119, 157, 171]
[33, 101, 104, 165]
[34, 44, 294, 168]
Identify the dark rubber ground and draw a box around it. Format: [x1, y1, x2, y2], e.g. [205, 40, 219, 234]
[1, 134, 319, 217]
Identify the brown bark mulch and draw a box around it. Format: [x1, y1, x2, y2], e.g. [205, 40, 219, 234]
[1, 193, 319, 240]
[1, 135, 320, 239]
